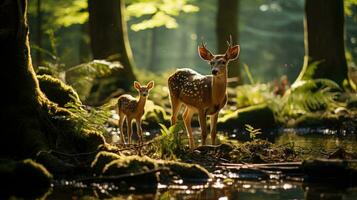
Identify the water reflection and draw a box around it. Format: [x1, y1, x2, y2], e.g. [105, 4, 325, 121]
[44, 128, 357, 199]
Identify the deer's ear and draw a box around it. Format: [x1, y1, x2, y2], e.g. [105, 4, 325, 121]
[134, 81, 141, 90]
[147, 81, 154, 90]
[225, 45, 240, 60]
[198, 46, 214, 61]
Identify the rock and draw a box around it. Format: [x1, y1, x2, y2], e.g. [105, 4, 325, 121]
[158, 160, 211, 184]
[103, 156, 159, 186]
[302, 159, 349, 181]
[218, 103, 276, 130]
[0, 159, 52, 198]
[37, 74, 81, 107]
[142, 101, 170, 129]
[91, 151, 121, 175]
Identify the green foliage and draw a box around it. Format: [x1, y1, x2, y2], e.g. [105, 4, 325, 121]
[65, 60, 122, 100]
[127, 0, 199, 31]
[152, 121, 185, 159]
[281, 79, 341, 117]
[29, 0, 88, 29]
[345, 0, 357, 17]
[245, 124, 262, 140]
[236, 83, 275, 108]
[64, 101, 114, 136]
[34, 34, 122, 101]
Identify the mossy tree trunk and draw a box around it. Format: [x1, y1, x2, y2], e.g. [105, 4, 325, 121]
[296, 0, 348, 86]
[0, 0, 53, 157]
[216, 0, 241, 85]
[35, 0, 42, 65]
[87, 0, 136, 103]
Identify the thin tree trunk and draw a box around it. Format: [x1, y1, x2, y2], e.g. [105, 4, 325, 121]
[88, 0, 136, 79]
[149, 28, 158, 71]
[296, 0, 348, 86]
[216, 0, 241, 85]
[87, 0, 136, 103]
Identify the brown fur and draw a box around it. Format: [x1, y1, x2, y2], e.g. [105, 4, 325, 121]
[117, 81, 154, 144]
[168, 41, 240, 149]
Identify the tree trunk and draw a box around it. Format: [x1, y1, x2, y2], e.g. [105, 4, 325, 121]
[216, 0, 241, 85]
[296, 0, 348, 86]
[149, 28, 158, 71]
[0, 0, 104, 162]
[87, 0, 136, 104]
[0, 0, 51, 157]
[36, 0, 42, 65]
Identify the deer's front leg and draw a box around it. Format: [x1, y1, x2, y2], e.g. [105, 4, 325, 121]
[183, 107, 194, 149]
[136, 118, 143, 144]
[198, 110, 207, 145]
[210, 113, 218, 145]
[126, 117, 133, 144]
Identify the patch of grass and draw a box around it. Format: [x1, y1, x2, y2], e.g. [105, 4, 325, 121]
[150, 121, 185, 160]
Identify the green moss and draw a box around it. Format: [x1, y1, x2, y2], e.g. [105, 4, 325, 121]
[37, 74, 81, 107]
[0, 159, 52, 198]
[159, 161, 211, 183]
[73, 129, 106, 154]
[103, 155, 157, 175]
[103, 156, 159, 185]
[218, 103, 276, 130]
[91, 151, 121, 174]
[142, 101, 170, 129]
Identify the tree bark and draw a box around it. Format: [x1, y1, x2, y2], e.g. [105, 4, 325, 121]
[0, 0, 51, 157]
[296, 0, 348, 86]
[149, 28, 158, 71]
[36, 0, 42, 65]
[216, 0, 241, 85]
[87, 0, 136, 104]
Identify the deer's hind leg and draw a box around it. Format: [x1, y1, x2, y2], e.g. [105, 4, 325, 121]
[126, 117, 133, 144]
[135, 117, 143, 144]
[210, 113, 218, 145]
[118, 111, 126, 145]
[169, 95, 182, 125]
[198, 109, 207, 145]
[183, 107, 195, 149]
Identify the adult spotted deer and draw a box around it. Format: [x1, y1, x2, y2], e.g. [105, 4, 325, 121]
[117, 81, 154, 144]
[168, 39, 240, 149]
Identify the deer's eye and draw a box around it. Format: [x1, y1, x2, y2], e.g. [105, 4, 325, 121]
[209, 61, 215, 65]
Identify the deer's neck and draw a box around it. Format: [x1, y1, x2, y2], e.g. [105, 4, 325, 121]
[211, 70, 227, 105]
[137, 96, 147, 111]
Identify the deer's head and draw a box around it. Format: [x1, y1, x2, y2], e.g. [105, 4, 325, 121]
[134, 81, 154, 97]
[198, 38, 240, 76]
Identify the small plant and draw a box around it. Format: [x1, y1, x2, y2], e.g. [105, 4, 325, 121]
[245, 124, 262, 140]
[64, 101, 114, 136]
[280, 79, 341, 117]
[152, 121, 185, 159]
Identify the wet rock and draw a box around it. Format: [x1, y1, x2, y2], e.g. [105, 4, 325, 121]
[0, 159, 52, 198]
[158, 160, 211, 184]
[91, 151, 121, 175]
[302, 159, 350, 182]
[218, 103, 276, 130]
[103, 156, 159, 185]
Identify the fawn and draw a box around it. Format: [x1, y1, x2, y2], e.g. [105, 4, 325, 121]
[168, 39, 240, 149]
[117, 81, 154, 144]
